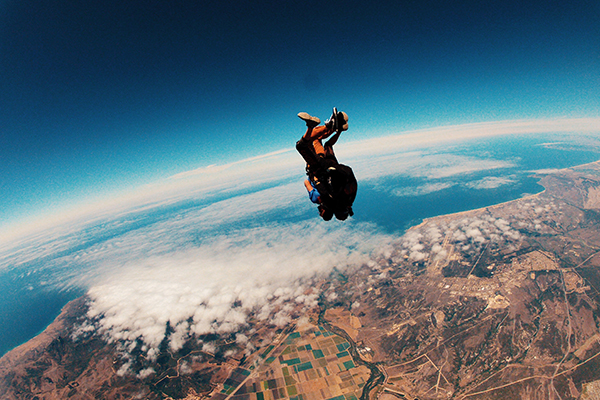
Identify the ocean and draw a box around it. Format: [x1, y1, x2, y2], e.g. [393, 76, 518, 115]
[0, 269, 84, 357]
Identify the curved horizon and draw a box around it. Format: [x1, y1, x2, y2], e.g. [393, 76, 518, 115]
[2, 117, 600, 250]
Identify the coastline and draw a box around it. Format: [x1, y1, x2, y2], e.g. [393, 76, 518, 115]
[406, 160, 600, 232]
[0, 296, 86, 370]
[409, 184, 546, 233]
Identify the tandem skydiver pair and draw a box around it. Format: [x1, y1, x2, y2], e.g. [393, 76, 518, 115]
[295, 108, 357, 221]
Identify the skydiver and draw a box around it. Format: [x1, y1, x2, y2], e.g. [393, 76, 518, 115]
[296, 108, 357, 221]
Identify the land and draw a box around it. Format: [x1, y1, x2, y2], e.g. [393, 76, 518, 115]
[329, 160, 600, 399]
[3, 161, 600, 399]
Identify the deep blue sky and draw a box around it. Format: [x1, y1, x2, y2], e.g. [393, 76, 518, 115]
[1, 0, 599, 226]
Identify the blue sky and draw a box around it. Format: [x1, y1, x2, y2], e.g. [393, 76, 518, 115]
[1, 0, 599, 226]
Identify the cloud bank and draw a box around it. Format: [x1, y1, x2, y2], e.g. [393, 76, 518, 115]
[75, 220, 390, 360]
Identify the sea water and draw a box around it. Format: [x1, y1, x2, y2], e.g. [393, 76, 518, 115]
[0, 268, 84, 357]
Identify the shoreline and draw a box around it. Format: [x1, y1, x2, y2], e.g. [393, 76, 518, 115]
[410, 189, 546, 231]
[405, 159, 598, 232]
[0, 296, 87, 370]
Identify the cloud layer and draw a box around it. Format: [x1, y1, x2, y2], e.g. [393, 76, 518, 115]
[76, 219, 390, 359]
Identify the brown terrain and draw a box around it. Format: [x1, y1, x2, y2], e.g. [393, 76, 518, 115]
[3, 161, 600, 399]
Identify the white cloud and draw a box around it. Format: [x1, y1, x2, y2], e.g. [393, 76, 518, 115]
[80, 219, 390, 355]
[528, 168, 562, 175]
[465, 176, 516, 190]
[0, 149, 305, 251]
[137, 368, 155, 379]
[392, 182, 456, 197]
[416, 156, 515, 180]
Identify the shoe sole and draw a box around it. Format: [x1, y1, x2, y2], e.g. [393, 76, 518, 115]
[298, 112, 321, 125]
